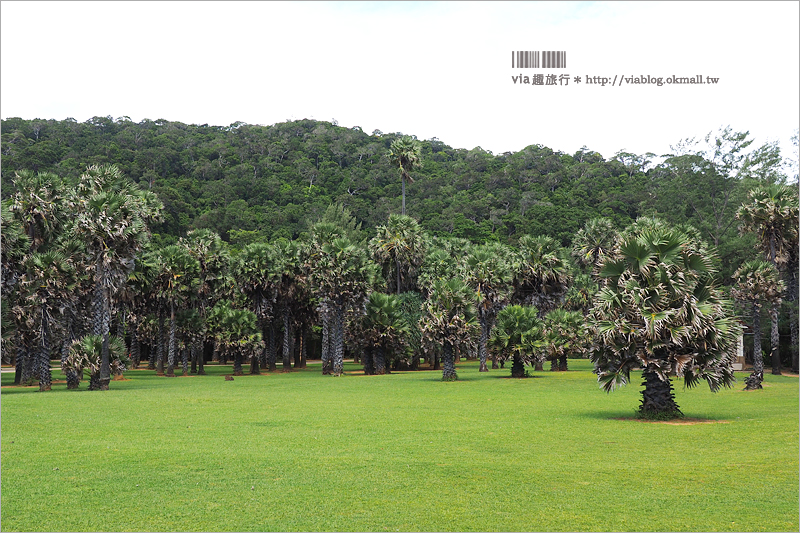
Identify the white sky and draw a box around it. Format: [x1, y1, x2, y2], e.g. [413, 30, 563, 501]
[2, 1, 798, 163]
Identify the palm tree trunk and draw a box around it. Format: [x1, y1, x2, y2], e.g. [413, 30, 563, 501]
[639, 368, 683, 419]
[39, 306, 52, 392]
[511, 353, 525, 378]
[131, 322, 141, 369]
[282, 308, 292, 372]
[181, 344, 189, 376]
[190, 341, 198, 374]
[479, 314, 489, 372]
[299, 326, 308, 369]
[770, 302, 781, 375]
[166, 301, 176, 377]
[363, 347, 375, 375]
[268, 321, 277, 371]
[197, 338, 206, 375]
[559, 352, 568, 372]
[259, 319, 268, 370]
[374, 346, 386, 375]
[333, 306, 345, 376]
[745, 303, 764, 390]
[156, 311, 166, 375]
[401, 176, 406, 216]
[249, 348, 260, 374]
[95, 263, 111, 390]
[442, 341, 457, 381]
[321, 312, 331, 375]
[62, 316, 80, 389]
[233, 346, 243, 376]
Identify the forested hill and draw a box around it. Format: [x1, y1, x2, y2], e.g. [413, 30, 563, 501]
[1, 116, 781, 278]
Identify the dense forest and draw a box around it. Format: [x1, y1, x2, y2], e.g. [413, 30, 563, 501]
[2, 116, 797, 412]
[4, 116, 793, 281]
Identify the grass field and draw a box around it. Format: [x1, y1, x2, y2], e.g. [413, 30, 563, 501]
[1, 359, 798, 532]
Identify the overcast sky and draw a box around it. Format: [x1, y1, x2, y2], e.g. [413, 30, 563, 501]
[2, 1, 798, 164]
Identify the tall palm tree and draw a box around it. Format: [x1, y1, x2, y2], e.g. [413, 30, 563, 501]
[310, 236, 377, 376]
[71, 164, 163, 390]
[737, 183, 799, 375]
[153, 245, 199, 377]
[369, 214, 427, 294]
[489, 305, 544, 378]
[235, 241, 276, 370]
[464, 244, 513, 372]
[388, 136, 422, 215]
[20, 250, 77, 391]
[589, 225, 739, 419]
[732, 260, 784, 390]
[512, 235, 571, 315]
[420, 278, 478, 381]
[181, 229, 231, 372]
[270, 240, 306, 373]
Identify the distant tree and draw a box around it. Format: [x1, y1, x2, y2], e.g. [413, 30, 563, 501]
[420, 278, 478, 381]
[571, 217, 617, 281]
[737, 183, 799, 375]
[464, 243, 513, 372]
[489, 305, 544, 378]
[370, 214, 427, 294]
[359, 292, 410, 375]
[512, 235, 571, 315]
[388, 136, 422, 215]
[731, 260, 783, 390]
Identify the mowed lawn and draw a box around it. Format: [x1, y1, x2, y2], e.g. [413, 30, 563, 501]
[1, 359, 797, 532]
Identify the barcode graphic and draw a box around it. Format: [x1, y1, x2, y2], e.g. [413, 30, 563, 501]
[511, 51, 566, 68]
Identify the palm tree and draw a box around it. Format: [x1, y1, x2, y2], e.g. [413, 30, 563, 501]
[181, 229, 231, 373]
[359, 292, 410, 375]
[489, 305, 544, 378]
[541, 309, 587, 372]
[270, 240, 305, 373]
[152, 245, 199, 377]
[737, 183, 799, 375]
[388, 136, 422, 215]
[20, 250, 77, 391]
[63, 334, 128, 390]
[512, 235, 571, 315]
[589, 225, 739, 419]
[70, 164, 162, 390]
[420, 278, 478, 381]
[732, 260, 784, 390]
[571, 217, 618, 281]
[369, 214, 427, 294]
[310, 236, 377, 376]
[464, 244, 513, 372]
[235, 241, 276, 370]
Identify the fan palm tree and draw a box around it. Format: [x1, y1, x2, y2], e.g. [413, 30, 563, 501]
[589, 225, 739, 419]
[541, 309, 587, 372]
[464, 244, 513, 372]
[737, 183, 799, 375]
[19, 250, 77, 391]
[152, 245, 200, 377]
[70, 164, 162, 390]
[270, 240, 306, 372]
[369, 214, 427, 294]
[489, 305, 544, 378]
[388, 136, 422, 215]
[310, 236, 377, 376]
[63, 334, 128, 390]
[732, 260, 784, 390]
[571, 217, 618, 281]
[235, 241, 276, 370]
[360, 292, 410, 375]
[420, 278, 478, 381]
[512, 235, 571, 315]
[180, 229, 231, 372]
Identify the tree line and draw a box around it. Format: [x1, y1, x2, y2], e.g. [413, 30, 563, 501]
[1, 118, 798, 418]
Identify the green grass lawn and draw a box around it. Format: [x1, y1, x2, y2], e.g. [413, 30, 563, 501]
[1, 359, 798, 532]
